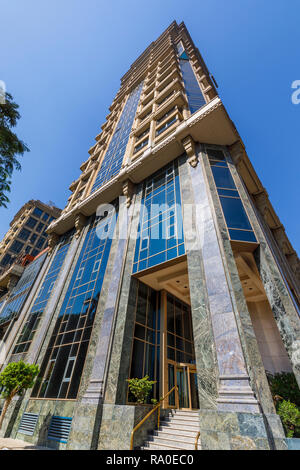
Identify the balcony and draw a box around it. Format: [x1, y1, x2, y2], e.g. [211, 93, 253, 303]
[48, 96, 239, 236]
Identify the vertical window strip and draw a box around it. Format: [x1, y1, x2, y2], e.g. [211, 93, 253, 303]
[207, 148, 257, 243]
[0, 253, 47, 326]
[129, 281, 160, 402]
[12, 234, 73, 355]
[176, 44, 206, 115]
[91, 82, 143, 193]
[32, 206, 117, 400]
[132, 160, 185, 274]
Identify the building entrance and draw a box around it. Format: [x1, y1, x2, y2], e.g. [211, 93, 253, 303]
[167, 361, 199, 409]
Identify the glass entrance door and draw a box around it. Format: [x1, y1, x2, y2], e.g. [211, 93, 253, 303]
[168, 361, 199, 409]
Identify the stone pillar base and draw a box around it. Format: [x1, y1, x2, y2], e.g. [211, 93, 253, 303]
[198, 410, 287, 450]
[98, 404, 168, 450]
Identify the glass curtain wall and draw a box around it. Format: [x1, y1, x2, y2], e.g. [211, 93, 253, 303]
[176, 43, 206, 114]
[0, 253, 47, 326]
[32, 206, 117, 400]
[132, 160, 185, 274]
[207, 148, 257, 243]
[91, 82, 143, 193]
[12, 232, 73, 355]
[129, 281, 160, 402]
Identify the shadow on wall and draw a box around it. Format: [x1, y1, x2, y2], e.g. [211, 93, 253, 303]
[36, 412, 59, 450]
[4, 396, 23, 438]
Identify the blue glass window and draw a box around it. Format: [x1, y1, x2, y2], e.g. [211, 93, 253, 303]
[32, 206, 117, 400]
[133, 160, 185, 274]
[129, 281, 160, 402]
[177, 44, 206, 115]
[10, 240, 24, 254]
[91, 82, 143, 193]
[35, 237, 47, 249]
[156, 116, 177, 136]
[134, 138, 148, 154]
[30, 233, 37, 244]
[36, 222, 45, 233]
[0, 253, 46, 326]
[33, 207, 43, 218]
[207, 148, 257, 243]
[18, 228, 31, 241]
[12, 233, 73, 355]
[26, 217, 38, 229]
[1, 254, 12, 267]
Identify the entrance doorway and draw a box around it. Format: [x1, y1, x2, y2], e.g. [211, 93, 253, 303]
[168, 361, 199, 409]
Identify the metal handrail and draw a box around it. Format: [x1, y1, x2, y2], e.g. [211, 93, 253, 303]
[195, 431, 200, 450]
[130, 385, 179, 450]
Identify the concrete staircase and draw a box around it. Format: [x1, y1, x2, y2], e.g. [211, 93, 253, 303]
[141, 410, 201, 450]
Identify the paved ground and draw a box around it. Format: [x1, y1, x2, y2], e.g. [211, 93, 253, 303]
[0, 438, 50, 450]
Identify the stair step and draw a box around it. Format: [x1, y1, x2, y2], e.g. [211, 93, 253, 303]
[173, 410, 199, 417]
[149, 435, 196, 449]
[157, 427, 198, 438]
[163, 417, 199, 425]
[161, 421, 199, 432]
[154, 430, 196, 443]
[142, 442, 189, 451]
[146, 437, 196, 450]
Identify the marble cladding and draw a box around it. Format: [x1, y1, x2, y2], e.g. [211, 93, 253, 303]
[98, 404, 168, 450]
[199, 410, 286, 450]
[225, 149, 300, 386]
[199, 145, 277, 415]
[103, 189, 143, 406]
[178, 155, 218, 409]
[181, 151, 258, 412]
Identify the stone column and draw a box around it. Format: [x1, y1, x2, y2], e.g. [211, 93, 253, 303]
[181, 153, 259, 413]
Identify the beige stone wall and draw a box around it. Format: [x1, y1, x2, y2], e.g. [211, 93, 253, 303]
[248, 300, 292, 374]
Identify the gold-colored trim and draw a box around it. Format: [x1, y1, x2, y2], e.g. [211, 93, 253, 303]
[195, 431, 200, 450]
[130, 384, 179, 450]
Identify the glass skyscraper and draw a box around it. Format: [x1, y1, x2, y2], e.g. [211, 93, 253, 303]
[0, 21, 299, 451]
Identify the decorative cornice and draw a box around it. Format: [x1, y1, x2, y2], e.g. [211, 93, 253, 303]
[122, 180, 135, 208]
[182, 135, 198, 167]
[74, 213, 87, 239]
[47, 233, 60, 253]
[187, 100, 222, 127]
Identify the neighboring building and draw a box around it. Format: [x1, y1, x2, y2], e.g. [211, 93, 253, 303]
[0, 22, 299, 450]
[0, 200, 61, 274]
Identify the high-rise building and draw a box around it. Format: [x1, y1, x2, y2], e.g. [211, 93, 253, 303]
[0, 200, 61, 275]
[0, 21, 299, 450]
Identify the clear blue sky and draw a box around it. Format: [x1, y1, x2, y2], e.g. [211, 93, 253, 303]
[1, 0, 299, 254]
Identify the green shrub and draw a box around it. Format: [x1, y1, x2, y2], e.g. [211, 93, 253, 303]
[267, 372, 300, 438]
[0, 361, 39, 429]
[277, 400, 300, 438]
[126, 376, 156, 404]
[267, 372, 300, 407]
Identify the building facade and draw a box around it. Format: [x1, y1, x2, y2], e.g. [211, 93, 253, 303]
[0, 21, 299, 450]
[0, 200, 61, 275]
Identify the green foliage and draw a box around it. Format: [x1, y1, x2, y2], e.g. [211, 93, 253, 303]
[277, 400, 300, 438]
[267, 372, 300, 438]
[0, 92, 29, 207]
[126, 376, 156, 404]
[267, 372, 300, 407]
[151, 398, 158, 406]
[0, 361, 39, 400]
